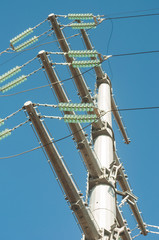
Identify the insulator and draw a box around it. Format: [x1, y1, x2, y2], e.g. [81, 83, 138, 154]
[0, 75, 27, 93]
[0, 128, 11, 140]
[70, 22, 96, 29]
[15, 36, 38, 52]
[64, 114, 98, 123]
[72, 60, 101, 68]
[0, 119, 4, 127]
[0, 66, 21, 83]
[59, 103, 94, 112]
[10, 28, 33, 45]
[68, 50, 98, 58]
[68, 13, 94, 20]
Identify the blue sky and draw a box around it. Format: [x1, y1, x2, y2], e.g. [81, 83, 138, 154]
[0, 0, 159, 239]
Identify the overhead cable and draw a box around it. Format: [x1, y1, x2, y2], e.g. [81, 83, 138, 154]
[105, 12, 159, 20]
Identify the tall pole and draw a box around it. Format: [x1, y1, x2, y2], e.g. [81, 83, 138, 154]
[89, 77, 116, 239]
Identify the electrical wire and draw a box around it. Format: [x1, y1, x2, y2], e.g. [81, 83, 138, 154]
[33, 18, 48, 30]
[105, 12, 159, 20]
[116, 106, 159, 112]
[112, 49, 159, 58]
[146, 224, 159, 229]
[0, 47, 12, 56]
[147, 230, 159, 235]
[11, 119, 30, 131]
[104, 7, 159, 17]
[146, 224, 159, 235]
[105, 15, 114, 80]
[132, 232, 142, 239]
[1, 108, 23, 122]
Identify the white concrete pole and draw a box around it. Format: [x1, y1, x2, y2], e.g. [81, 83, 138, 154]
[89, 78, 116, 239]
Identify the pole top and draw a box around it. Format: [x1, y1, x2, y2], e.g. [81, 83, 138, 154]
[24, 101, 32, 107]
[48, 13, 55, 19]
[38, 50, 46, 55]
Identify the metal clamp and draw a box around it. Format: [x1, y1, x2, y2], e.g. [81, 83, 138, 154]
[92, 121, 114, 141]
[109, 162, 122, 184]
[71, 200, 81, 211]
[117, 190, 138, 208]
[89, 172, 116, 191]
[96, 73, 111, 88]
[109, 225, 126, 240]
[76, 140, 86, 150]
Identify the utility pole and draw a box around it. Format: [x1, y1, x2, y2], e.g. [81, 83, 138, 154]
[24, 13, 148, 240]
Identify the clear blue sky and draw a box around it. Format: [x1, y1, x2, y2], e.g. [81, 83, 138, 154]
[0, 0, 159, 239]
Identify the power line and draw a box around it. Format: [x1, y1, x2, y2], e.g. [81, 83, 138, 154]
[104, 7, 159, 17]
[117, 106, 159, 112]
[104, 12, 159, 20]
[112, 49, 159, 57]
[105, 15, 114, 80]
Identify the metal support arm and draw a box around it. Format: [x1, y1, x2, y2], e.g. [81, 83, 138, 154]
[116, 206, 132, 240]
[114, 152, 147, 236]
[24, 101, 101, 240]
[79, 25, 130, 144]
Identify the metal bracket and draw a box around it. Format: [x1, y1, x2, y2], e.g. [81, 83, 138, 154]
[89, 162, 122, 190]
[109, 162, 122, 184]
[81, 234, 85, 240]
[100, 228, 111, 239]
[70, 200, 81, 211]
[96, 73, 111, 88]
[117, 190, 138, 208]
[89, 172, 116, 191]
[109, 223, 125, 240]
[80, 94, 92, 103]
[92, 121, 114, 141]
[77, 140, 85, 150]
